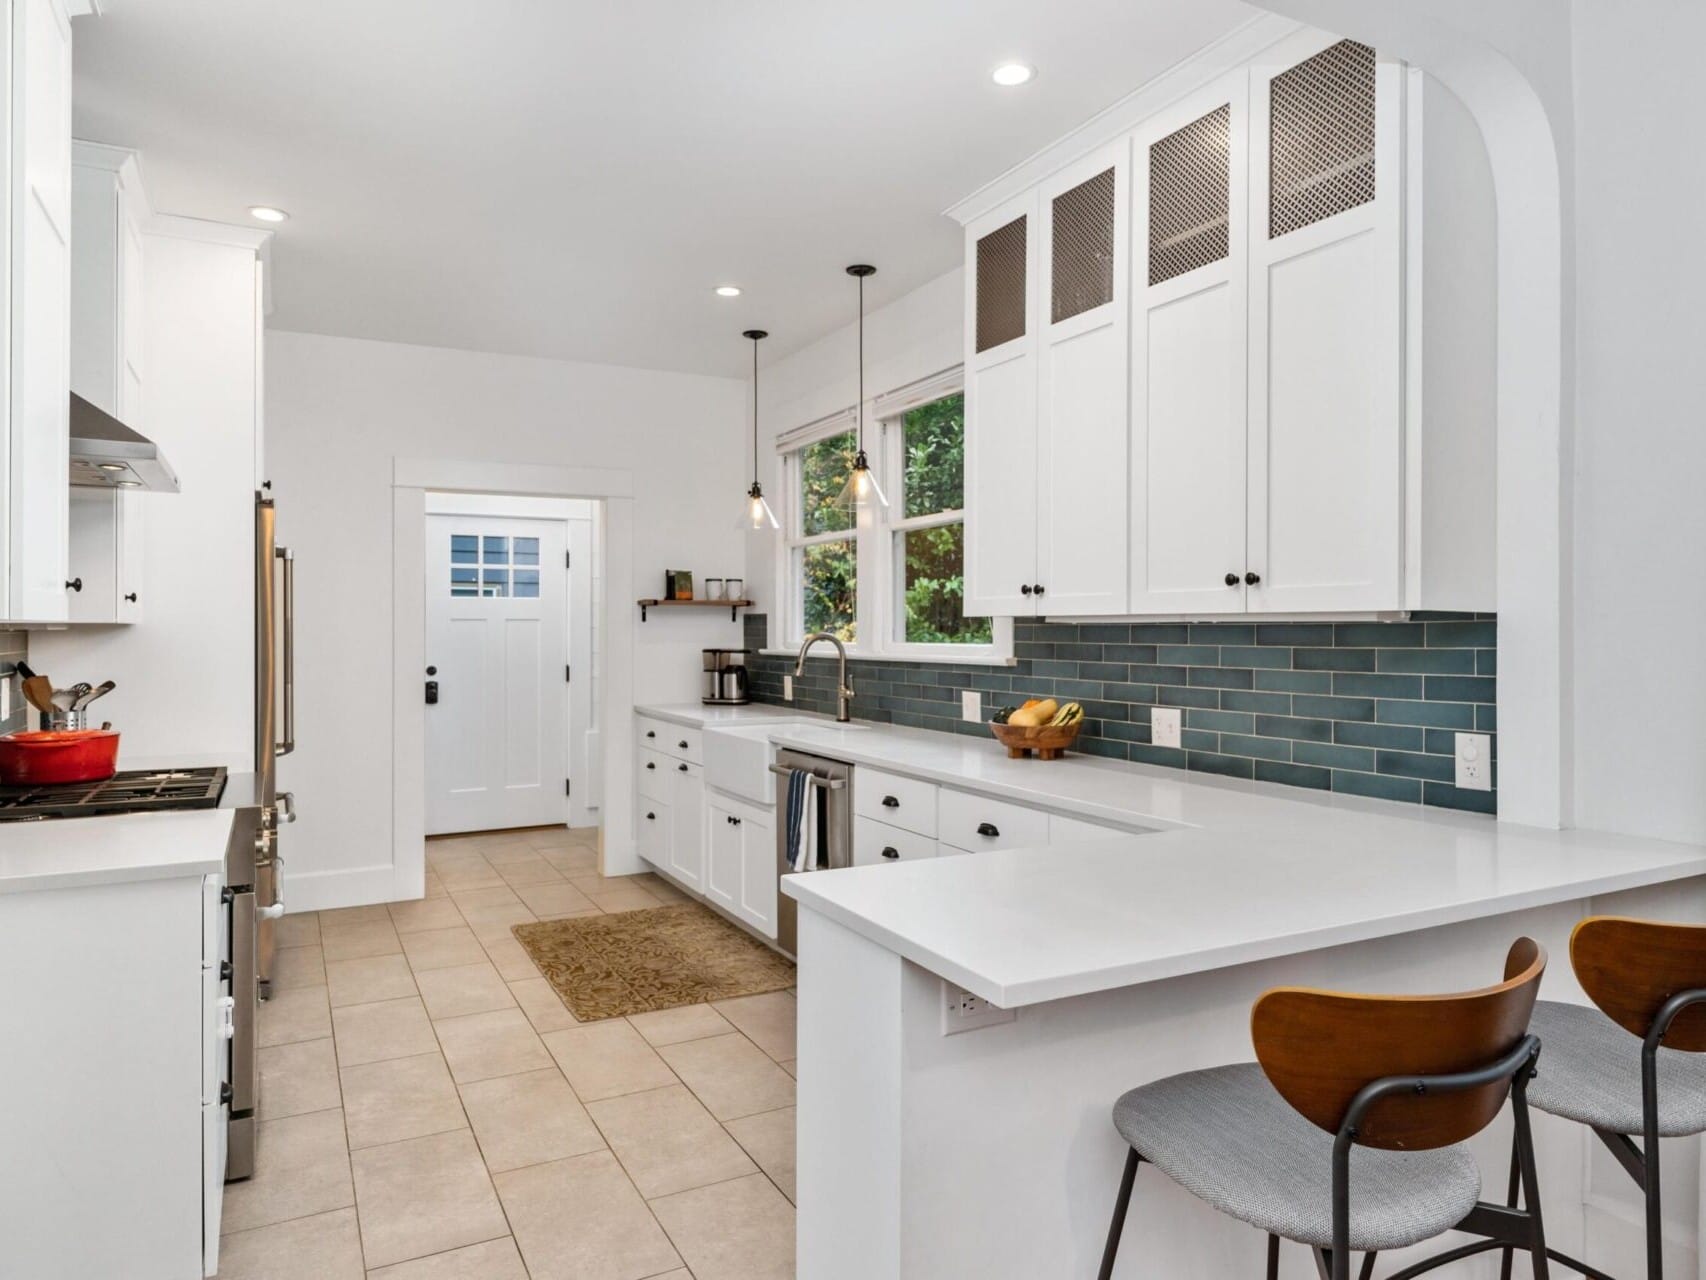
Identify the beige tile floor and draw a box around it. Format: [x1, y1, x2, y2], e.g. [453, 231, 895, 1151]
[229, 826, 797, 1280]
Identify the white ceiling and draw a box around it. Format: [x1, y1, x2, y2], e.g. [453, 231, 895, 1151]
[72, 0, 1255, 378]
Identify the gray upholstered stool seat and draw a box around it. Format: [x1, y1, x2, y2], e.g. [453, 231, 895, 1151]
[1527, 999, 1706, 1136]
[1112, 1062, 1482, 1252]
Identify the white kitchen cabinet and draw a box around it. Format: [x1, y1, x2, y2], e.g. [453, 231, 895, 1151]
[1129, 73, 1252, 614]
[706, 791, 775, 938]
[1035, 141, 1130, 616]
[638, 796, 671, 865]
[963, 190, 1039, 619]
[668, 759, 706, 891]
[2, 0, 74, 622]
[706, 793, 741, 912]
[67, 142, 150, 623]
[956, 30, 1494, 619]
[853, 815, 937, 866]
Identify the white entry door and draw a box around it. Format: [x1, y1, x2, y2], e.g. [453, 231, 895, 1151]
[426, 515, 569, 835]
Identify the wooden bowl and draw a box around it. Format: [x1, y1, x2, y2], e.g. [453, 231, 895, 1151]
[989, 719, 1082, 761]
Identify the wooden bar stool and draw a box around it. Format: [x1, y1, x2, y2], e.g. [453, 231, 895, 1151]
[1510, 917, 1706, 1280]
[1098, 939, 1550, 1280]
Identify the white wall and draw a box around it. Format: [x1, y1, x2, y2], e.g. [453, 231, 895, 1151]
[265, 330, 745, 903]
[744, 267, 963, 617]
[34, 230, 263, 770]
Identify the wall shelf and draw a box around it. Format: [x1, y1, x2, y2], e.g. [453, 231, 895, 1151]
[637, 598, 753, 623]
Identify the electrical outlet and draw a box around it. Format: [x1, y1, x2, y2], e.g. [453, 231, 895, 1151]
[942, 980, 1016, 1035]
[1152, 706, 1182, 749]
[961, 689, 981, 723]
[1455, 732, 1492, 791]
[783, 674, 793, 702]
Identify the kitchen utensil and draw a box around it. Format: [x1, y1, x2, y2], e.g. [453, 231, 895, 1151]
[66, 682, 92, 708]
[20, 675, 55, 715]
[50, 687, 77, 712]
[76, 680, 115, 711]
[0, 729, 121, 785]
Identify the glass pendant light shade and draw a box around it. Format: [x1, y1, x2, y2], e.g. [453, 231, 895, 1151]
[738, 329, 780, 530]
[740, 481, 780, 530]
[835, 264, 889, 512]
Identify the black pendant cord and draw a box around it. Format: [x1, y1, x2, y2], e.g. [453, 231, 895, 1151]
[743, 328, 768, 494]
[856, 271, 864, 452]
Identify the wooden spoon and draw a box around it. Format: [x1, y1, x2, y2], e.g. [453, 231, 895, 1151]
[21, 675, 55, 715]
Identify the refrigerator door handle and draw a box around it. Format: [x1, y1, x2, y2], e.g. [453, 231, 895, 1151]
[276, 546, 295, 757]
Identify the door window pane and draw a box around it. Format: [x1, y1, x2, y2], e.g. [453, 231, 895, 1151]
[482, 536, 509, 564]
[481, 569, 510, 597]
[799, 431, 857, 536]
[900, 394, 965, 519]
[451, 535, 478, 564]
[899, 523, 990, 644]
[513, 569, 540, 598]
[801, 539, 856, 643]
[513, 537, 540, 566]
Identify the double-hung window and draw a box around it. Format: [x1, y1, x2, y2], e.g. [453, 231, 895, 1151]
[776, 383, 1006, 661]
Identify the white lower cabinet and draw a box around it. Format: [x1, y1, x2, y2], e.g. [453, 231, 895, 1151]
[668, 761, 705, 891]
[707, 792, 776, 939]
[854, 816, 937, 866]
[638, 797, 671, 865]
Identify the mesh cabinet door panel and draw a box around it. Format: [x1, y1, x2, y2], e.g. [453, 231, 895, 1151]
[1149, 105, 1231, 287]
[1269, 39, 1376, 238]
[975, 215, 1028, 353]
[1051, 167, 1116, 322]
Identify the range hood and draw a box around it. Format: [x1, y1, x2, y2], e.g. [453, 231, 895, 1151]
[68, 392, 180, 492]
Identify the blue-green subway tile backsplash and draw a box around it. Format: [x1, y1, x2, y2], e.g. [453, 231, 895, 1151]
[743, 613, 1498, 815]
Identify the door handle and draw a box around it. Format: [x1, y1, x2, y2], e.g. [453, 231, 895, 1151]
[276, 546, 295, 757]
[976, 822, 1000, 838]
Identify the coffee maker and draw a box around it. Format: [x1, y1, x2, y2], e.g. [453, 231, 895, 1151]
[702, 649, 751, 705]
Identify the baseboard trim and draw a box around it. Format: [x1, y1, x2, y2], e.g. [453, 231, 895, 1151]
[282, 863, 403, 914]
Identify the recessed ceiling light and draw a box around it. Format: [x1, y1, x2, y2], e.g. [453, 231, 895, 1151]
[249, 206, 289, 224]
[714, 285, 742, 298]
[991, 62, 1035, 87]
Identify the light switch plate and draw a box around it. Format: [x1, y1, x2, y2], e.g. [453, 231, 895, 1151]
[961, 690, 981, 722]
[783, 674, 793, 702]
[1454, 732, 1492, 791]
[1152, 706, 1182, 749]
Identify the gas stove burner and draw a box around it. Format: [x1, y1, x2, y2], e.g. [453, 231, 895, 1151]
[0, 766, 227, 820]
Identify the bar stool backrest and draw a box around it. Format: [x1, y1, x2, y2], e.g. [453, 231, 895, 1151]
[1251, 938, 1547, 1150]
[1573, 916, 1706, 1050]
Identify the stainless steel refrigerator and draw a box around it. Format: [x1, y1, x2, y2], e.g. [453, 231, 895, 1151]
[228, 492, 296, 1180]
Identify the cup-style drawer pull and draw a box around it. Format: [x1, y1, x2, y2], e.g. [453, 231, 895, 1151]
[678, 740, 690, 750]
[678, 763, 688, 772]
[881, 795, 900, 808]
[881, 847, 899, 860]
[646, 812, 656, 820]
[646, 762, 656, 770]
[646, 730, 656, 738]
[976, 822, 1000, 838]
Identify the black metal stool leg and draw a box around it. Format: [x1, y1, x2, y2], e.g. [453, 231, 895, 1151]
[1500, 1134, 1521, 1280]
[1512, 1082, 1552, 1280]
[1098, 1149, 1140, 1280]
[1267, 1234, 1280, 1280]
[1642, 1039, 1663, 1280]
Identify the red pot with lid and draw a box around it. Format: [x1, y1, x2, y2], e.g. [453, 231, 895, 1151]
[0, 729, 121, 786]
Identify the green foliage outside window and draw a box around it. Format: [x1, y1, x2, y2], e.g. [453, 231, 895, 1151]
[798, 431, 858, 642]
[899, 395, 991, 645]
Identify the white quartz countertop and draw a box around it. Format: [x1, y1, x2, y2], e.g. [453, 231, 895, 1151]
[0, 808, 232, 894]
[768, 721, 1706, 1007]
[636, 703, 849, 729]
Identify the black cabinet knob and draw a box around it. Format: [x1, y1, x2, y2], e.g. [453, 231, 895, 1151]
[1225, 572, 1240, 587]
[646, 812, 655, 820]
[1245, 571, 1261, 586]
[881, 795, 899, 809]
[976, 822, 1000, 838]
[646, 762, 655, 770]
[425, 665, 437, 676]
[678, 740, 689, 750]
[646, 730, 656, 739]
[732, 816, 742, 826]
[1032, 584, 1045, 597]
[881, 847, 899, 860]
[124, 592, 138, 603]
[1020, 584, 1033, 595]
[65, 578, 82, 592]
[678, 763, 688, 772]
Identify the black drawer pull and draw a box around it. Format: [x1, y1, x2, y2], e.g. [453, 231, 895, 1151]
[881, 795, 900, 808]
[976, 822, 1000, 838]
[881, 847, 899, 860]
[678, 763, 688, 772]
[646, 812, 656, 820]
[646, 730, 656, 739]
[679, 740, 690, 750]
[646, 762, 656, 770]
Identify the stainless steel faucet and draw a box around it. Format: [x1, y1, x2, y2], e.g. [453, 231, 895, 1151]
[795, 631, 854, 723]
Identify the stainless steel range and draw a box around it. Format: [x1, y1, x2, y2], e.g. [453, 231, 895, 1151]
[0, 767, 228, 819]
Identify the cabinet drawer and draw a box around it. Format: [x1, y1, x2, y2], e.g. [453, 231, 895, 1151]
[638, 798, 671, 864]
[853, 816, 937, 867]
[1050, 813, 1141, 844]
[637, 748, 671, 803]
[938, 788, 1051, 852]
[637, 717, 702, 762]
[854, 767, 938, 838]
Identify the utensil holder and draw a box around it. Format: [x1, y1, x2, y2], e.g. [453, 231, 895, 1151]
[42, 709, 87, 732]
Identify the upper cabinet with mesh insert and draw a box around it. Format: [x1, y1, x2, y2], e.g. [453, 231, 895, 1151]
[953, 23, 1497, 620]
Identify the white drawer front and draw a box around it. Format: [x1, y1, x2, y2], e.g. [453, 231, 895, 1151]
[637, 747, 672, 803]
[853, 816, 937, 867]
[939, 788, 1051, 852]
[636, 715, 671, 752]
[637, 717, 702, 762]
[854, 767, 938, 837]
[1049, 813, 1142, 844]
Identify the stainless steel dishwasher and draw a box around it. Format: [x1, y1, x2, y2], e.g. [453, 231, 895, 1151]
[772, 748, 853, 956]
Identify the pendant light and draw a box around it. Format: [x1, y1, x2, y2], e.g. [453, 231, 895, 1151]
[738, 329, 780, 530]
[836, 264, 889, 511]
